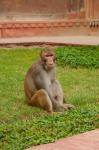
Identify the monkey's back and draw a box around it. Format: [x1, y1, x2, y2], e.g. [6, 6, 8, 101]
[24, 62, 40, 101]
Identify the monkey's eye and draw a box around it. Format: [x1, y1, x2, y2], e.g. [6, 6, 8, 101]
[45, 54, 50, 57]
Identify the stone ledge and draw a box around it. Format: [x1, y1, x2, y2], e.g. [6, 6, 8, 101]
[0, 20, 89, 29]
[0, 20, 99, 38]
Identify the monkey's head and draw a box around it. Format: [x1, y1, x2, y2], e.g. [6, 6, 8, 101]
[40, 48, 55, 70]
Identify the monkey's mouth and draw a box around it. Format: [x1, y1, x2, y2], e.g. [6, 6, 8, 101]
[44, 64, 54, 70]
[47, 64, 54, 69]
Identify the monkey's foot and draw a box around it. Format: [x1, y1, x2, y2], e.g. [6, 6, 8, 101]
[63, 103, 75, 110]
[54, 107, 63, 112]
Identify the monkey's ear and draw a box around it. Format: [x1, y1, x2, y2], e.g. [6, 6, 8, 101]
[54, 57, 56, 62]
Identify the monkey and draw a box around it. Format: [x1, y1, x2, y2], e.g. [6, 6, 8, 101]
[24, 48, 74, 112]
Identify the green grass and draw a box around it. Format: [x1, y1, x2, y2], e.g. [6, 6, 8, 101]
[56, 46, 99, 68]
[0, 47, 99, 150]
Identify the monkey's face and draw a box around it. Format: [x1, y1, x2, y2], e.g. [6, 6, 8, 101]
[42, 52, 55, 70]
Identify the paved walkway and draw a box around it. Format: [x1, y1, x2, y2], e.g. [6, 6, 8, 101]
[0, 36, 99, 46]
[26, 129, 99, 150]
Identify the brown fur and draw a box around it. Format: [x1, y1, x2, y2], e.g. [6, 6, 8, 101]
[24, 48, 74, 112]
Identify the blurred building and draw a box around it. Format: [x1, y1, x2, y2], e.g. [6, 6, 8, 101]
[0, 0, 99, 38]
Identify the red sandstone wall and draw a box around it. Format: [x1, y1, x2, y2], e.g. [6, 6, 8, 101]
[0, 0, 67, 20]
[0, 0, 67, 13]
[66, 0, 85, 19]
[0, 0, 98, 37]
[0, 0, 86, 20]
[0, 20, 99, 38]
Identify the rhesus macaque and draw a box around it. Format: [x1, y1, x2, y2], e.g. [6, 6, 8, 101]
[24, 48, 74, 112]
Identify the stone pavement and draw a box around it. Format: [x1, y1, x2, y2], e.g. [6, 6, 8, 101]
[0, 36, 99, 46]
[26, 129, 99, 150]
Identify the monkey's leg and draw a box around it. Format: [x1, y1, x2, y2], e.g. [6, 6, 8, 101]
[31, 89, 53, 112]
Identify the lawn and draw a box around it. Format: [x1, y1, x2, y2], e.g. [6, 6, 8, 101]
[0, 47, 99, 150]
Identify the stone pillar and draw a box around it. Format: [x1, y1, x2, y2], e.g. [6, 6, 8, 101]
[85, 0, 94, 20]
[93, 0, 99, 19]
